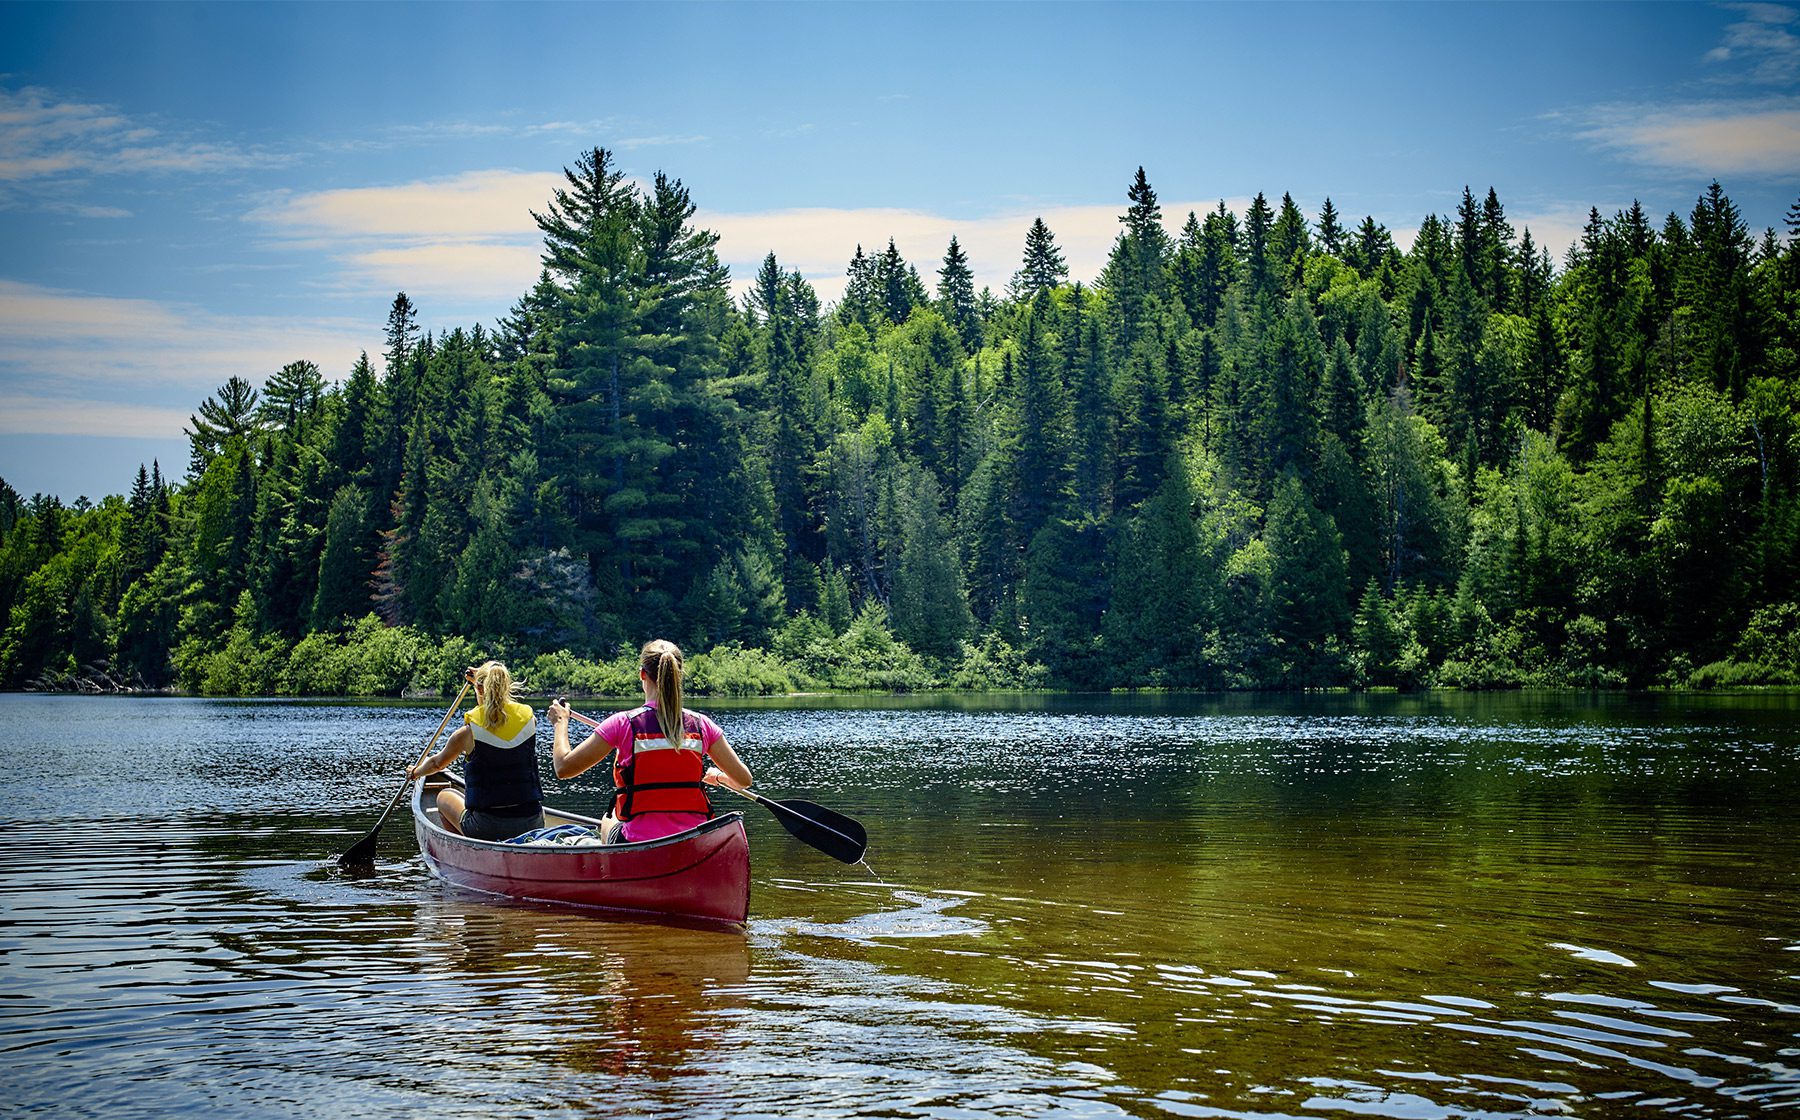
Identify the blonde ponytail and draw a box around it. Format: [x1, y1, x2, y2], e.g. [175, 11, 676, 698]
[639, 639, 685, 748]
[474, 660, 515, 727]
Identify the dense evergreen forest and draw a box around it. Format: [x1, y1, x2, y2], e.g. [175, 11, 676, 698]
[4, 149, 1798, 696]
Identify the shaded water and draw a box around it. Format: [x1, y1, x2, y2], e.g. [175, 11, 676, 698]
[1, 692, 1796, 1117]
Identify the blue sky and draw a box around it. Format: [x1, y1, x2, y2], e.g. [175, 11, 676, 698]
[3, 0, 1797, 502]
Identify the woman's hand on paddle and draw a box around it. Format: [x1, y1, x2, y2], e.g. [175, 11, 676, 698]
[706, 740, 754, 792]
[547, 698, 570, 727]
[703, 766, 744, 792]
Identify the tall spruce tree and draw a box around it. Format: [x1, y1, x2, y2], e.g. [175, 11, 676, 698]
[1317, 197, 1345, 257]
[1010, 216, 1068, 301]
[936, 236, 982, 352]
[1269, 192, 1312, 292]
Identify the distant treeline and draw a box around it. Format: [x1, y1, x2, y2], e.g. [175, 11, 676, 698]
[3, 150, 1797, 695]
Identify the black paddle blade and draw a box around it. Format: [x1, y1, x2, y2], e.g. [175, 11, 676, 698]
[336, 830, 380, 870]
[337, 790, 405, 869]
[762, 797, 867, 864]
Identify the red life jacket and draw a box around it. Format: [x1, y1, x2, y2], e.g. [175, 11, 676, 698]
[611, 706, 711, 822]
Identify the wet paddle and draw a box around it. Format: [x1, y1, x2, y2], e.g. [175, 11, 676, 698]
[562, 706, 868, 864]
[714, 783, 868, 865]
[337, 678, 471, 869]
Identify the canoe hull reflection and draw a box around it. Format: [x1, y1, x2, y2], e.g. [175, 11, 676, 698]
[412, 773, 750, 928]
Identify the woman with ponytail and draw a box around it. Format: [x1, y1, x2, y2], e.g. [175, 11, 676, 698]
[548, 639, 752, 844]
[408, 660, 545, 840]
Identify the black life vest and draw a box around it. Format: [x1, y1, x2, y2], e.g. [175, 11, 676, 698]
[462, 700, 543, 812]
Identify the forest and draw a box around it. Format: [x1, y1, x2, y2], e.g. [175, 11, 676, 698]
[2, 149, 1797, 696]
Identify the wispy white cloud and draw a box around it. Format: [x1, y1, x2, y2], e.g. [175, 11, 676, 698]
[616, 134, 709, 149]
[523, 119, 618, 137]
[344, 242, 545, 305]
[0, 280, 369, 438]
[0, 396, 192, 439]
[250, 169, 568, 306]
[1552, 4, 1800, 181]
[1570, 98, 1800, 177]
[1706, 2, 1800, 83]
[0, 84, 289, 187]
[253, 169, 565, 241]
[42, 200, 132, 219]
[362, 117, 622, 148]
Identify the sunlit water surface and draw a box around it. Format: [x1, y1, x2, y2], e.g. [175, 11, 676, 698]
[1, 692, 1796, 1118]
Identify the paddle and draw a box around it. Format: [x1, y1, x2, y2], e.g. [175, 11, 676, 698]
[713, 783, 868, 865]
[561, 706, 868, 865]
[337, 678, 472, 869]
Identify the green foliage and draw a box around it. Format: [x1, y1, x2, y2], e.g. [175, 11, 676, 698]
[950, 631, 1048, 690]
[7, 169, 1796, 696]
[277, 615, 432, 697]
[686, 644, 797, 696]
[522, 647, 639, 697]
[1689, 602, 1800, 685]
[777, 603, 938, 691]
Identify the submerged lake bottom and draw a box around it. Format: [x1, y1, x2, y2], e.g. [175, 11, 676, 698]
[1, 691, 1796, 1118]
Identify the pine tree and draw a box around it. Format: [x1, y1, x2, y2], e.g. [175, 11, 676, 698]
[1352, 578, 1404, 686]
[121, 465, 160, 583]
[1349, 215, 1398, 292]
[258, 360, 326, 443]
[327, 352, 378, 488]
[310, 485, 374, 628]
[1194, 203, 1242, 326]
[1020, 515, 1110, 683]
[1265, 469, 1349, 685]
[1112, 331, 1174, 510]
[1480, 187, 1516, 311]
[1171, 211, 1209, 327]
[875, 239, 921, 324]
[631, 169, 737, 622]
[936, 236, 982, 352]
[1000, 303, 1075, 542]
[384, 292, 420, 381]
[1102, 167, 1171, 349]
[1317, 197, 1345, 257]
[185, 376, 261, 478]
[1269, 192, 1312, 292]
[753, 255, 825, 601]
[840, 244, 879, 329]
[1456, 186, 1485, 306]
[1063, 284, 1113, 519]
[887, 466, 972, 660]
[1263, 293, 1325, 482]
[1682, 180, 1760, 397]
[1101, 464, 1222, 687]
[1010, 216, 1068, 301]
[532, 146, 644, 619]
[1244, 192, 1275, 300]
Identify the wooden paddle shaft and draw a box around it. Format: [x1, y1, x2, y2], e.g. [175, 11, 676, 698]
[412, 678, 473, 773]
[336, 678, 471, 868]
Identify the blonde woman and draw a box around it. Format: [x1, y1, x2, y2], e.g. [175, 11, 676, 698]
[409, 660, 545, 840]
[548, 639, 752, 843]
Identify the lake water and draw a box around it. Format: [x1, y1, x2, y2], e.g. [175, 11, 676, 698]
[1, 691, 1796, 1118]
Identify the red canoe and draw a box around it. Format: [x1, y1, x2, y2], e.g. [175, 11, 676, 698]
[411, 772, 750, 928]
